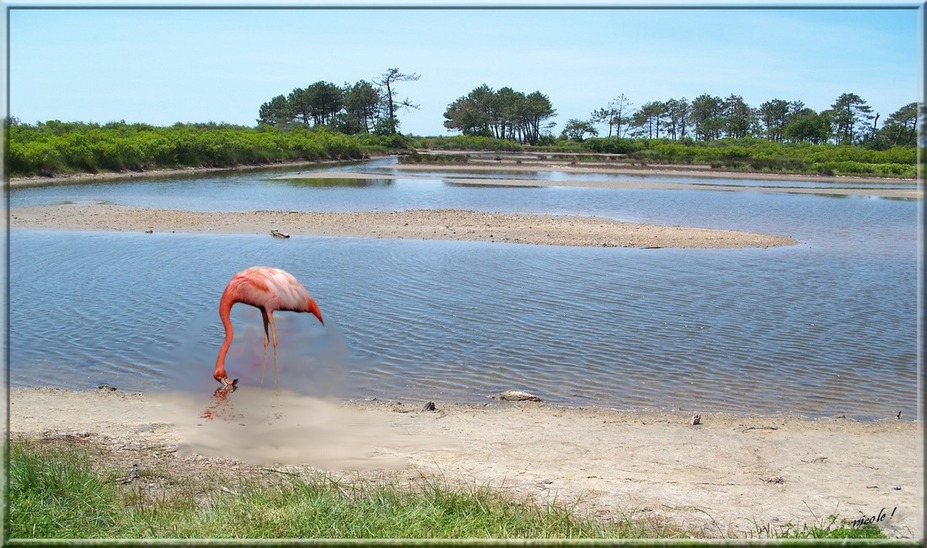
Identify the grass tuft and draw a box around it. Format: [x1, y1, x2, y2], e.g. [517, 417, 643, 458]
[8, 440, 120, 538]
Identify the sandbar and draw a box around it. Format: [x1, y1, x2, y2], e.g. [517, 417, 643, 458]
[9, 203, 798, 249]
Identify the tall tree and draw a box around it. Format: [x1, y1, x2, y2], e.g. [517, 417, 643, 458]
[611, 94, 634, 139]
[590, 107, 613, 138]
[521, 91, 556, 145]
[758, 99, 790, 141]
[723, 94, 756, 138]
[375, 68, 420, 135]
[632, 101, 667, 139]
[591, 94, 633, 138]
[257, 94, 293, 127]
[492, 87, 521, 140]
[305, 81, 344, 126]
[665, 97, 689, 140]
[783, 108, 832, 144]
[343, 80, 381, 134]
[877, 102, 918, 146]
[689, 94, 724, 141]
[830, 92, 873, 144]
[287, 87, 313, 126]
[561, 118, 598, 141]
[443, 84, 495, 136]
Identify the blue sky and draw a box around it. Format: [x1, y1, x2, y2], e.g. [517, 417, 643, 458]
[5, 3, 921, 136]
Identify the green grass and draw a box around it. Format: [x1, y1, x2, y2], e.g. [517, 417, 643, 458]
[6, 439, 673, 540]
[7, 439, 121, 537]
[6, 439, 897, 541]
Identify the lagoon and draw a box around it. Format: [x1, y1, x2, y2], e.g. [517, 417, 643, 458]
[8, 161, 920, 420]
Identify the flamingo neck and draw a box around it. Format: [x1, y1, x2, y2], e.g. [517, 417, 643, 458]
[214, 291, 236, 382]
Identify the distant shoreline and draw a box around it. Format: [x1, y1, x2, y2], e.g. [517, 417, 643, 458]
[9, 154, 920, 199]
[7, 159, 350, 189]
[394, 154, 918, 183]
[280, 167, 921, 199]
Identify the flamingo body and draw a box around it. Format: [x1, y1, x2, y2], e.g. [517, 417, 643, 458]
[214, 266, 324, 387]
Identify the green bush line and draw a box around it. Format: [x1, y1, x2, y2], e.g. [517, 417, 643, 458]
[7, 121, 919, 179]
[422, 135, 918, 179]
[7, 439, 892, 541]
[6, 121, 412, 177]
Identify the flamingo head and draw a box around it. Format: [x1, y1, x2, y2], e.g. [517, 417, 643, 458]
[214, 372, 239, 388]
[307, 297, 324, 326]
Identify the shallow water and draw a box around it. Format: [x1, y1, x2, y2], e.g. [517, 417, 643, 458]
[8, 162, 921, 420]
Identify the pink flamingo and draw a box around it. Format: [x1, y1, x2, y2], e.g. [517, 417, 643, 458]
[213, 266, 324, 389]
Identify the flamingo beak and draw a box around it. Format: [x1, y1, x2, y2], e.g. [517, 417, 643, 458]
[309, 298, 324, 326]
[216, 376, 238, 390]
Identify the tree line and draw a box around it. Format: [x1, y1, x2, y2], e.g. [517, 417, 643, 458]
[555, 92, 917, 149]
[257, 68, 419, 136]
[258, 64, 916, 151]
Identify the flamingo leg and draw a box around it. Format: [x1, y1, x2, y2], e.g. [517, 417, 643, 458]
[260, 309, 271, 385]
[267, 312, 280, 387]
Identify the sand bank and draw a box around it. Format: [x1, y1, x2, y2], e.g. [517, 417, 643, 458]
[10, 203, 797, 249]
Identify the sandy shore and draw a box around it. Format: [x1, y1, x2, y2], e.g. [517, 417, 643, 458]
[7, 387, 922, 539]
[10, 203, 797, 249]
